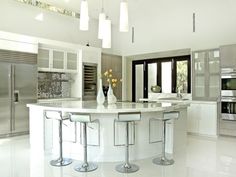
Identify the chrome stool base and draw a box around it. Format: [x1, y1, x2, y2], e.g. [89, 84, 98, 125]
[115, 163, 139, 173]
[50, 158, 73, 167]
[152, 157, 174, 166]
[74, 162, 98, 172]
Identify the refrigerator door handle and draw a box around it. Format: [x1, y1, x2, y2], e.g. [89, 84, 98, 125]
[14, 90, 19, 103]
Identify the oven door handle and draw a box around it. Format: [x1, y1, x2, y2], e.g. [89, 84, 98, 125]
[221, 75, 236, 79]
[221, 97, 236, 102]
[227, 104, 231, 114]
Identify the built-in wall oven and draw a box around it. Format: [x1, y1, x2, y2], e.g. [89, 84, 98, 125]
[221, 97, 236, 120]
[221, 69, 236, 121]
[221, 71, 236, 97]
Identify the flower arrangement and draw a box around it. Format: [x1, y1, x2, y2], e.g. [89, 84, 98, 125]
[103, 69, 121, 88]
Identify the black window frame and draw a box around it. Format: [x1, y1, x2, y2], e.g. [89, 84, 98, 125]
[132, 55, 191, 102]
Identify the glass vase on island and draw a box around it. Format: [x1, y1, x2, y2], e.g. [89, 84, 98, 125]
[97, 69, 121, 105]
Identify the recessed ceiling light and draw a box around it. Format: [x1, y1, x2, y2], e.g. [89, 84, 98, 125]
[35, 13, 44, 21]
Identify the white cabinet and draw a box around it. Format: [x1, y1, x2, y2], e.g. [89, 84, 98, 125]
[38, 48, 50, 70]
[66, 52, 78, 72]
[187, 102, 218, 137]
[187, 104, 200, 134]
[52, 50, 64, 71]
[192, 49, 220, 101]
[38, 48, 79, 73]
[220, 44, 236, 68]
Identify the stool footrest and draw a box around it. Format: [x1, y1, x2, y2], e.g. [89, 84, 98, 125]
[152, 157, 174, 166]
[115, 163, 139, 173]
[74, 162, 98, 172]
[50, 158, 73, 167]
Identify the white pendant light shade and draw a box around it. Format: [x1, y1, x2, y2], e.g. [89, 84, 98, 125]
[98, 11, 106, 39]
[119, 1, 129, 32]
[102, 19, 111, 48]
[80, 0, 89, 31]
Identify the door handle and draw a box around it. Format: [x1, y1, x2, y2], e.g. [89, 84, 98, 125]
[14, 90, 19, 103]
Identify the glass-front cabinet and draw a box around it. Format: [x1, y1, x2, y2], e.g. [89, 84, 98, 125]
[66, 52, 78, 71]
[52, 50, 64, 70]
[38, 49, 50, 69]
[38, 48, 78, 73]
[192, 49, 220, 100]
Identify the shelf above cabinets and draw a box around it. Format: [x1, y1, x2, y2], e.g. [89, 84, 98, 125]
[38, 48, 79, 73]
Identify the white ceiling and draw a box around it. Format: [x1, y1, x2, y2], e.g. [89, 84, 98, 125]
[39, 0, 121, 23]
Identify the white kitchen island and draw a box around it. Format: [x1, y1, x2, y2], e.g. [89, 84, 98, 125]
[27, 101, 189, 163]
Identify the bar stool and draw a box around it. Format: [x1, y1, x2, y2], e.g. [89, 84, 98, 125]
[44, 110, 73, 167]
[152, 111, 179, 166]
[115, 112, 141, 173]
[69, 113, 98, 172]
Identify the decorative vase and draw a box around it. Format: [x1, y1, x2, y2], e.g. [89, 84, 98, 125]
[107, 83, 117, 104]
[96, 79, 105, 105]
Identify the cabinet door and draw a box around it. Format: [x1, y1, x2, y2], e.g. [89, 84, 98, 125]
[192, 51, 206, 99]
[220, 44, 236, 68]
[208, 50, 220, 99]
[198, 104, 217, 136]
[38, 48, 50, 70]
[187, 104, 200, 133]
[52, 50, 65, 70]
[193, 52, 206, 75]
[192, 49, 220, 101]
[66, 52, 78, 72]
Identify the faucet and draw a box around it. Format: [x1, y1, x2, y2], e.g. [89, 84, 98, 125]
[176, 87, 183, 99]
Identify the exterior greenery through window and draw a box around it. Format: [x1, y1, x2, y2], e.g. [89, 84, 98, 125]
[176, 60, 188, 93]
[132, 55, 191, 101]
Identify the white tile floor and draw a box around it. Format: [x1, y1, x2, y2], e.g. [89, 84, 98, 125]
[0, 135, 236, 177]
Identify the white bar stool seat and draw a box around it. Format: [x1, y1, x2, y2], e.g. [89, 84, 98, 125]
[69, 113, 98, 172]
[152, 111, 179, 166]
[44, 110, 73, 167]
[115, 112, 141, 173]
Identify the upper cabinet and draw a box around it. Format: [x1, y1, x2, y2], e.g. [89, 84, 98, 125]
[38, 48, 50, 69]
[52, 50, 64, 70]
[220, 44, 236, 68]
[38, 48, 79, 73]
[192, 49, 220, 101]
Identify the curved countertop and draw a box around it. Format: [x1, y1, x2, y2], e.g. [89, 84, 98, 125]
[139, 98, 219, 105]
[27, 101, 189, 114]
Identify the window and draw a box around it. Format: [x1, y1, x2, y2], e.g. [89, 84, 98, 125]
[132, 55, 191, 101]
[176, 60, 188, 93]
[161, 62, 172, 93]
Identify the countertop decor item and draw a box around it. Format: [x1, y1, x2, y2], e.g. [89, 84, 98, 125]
[103, 69, 121, 104]
[151, 85, 161, 93]
[107, 83, 117, 104]
[97, 78, 105, 104]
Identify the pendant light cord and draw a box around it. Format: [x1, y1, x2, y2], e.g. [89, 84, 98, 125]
[102, 0, 104, 11]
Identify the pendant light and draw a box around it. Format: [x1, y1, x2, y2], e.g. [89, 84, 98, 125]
[80, 0, 89, 31]
[119, 0, 129, 32]
[98, 9, 106, 39]
[102, 17, 111, 48]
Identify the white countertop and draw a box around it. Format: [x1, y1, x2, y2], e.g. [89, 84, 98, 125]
[27, 101, 189, 114]
[139, 98, 219, 105]
[147, 93, 219, 104]
[37, 97, 81, 103]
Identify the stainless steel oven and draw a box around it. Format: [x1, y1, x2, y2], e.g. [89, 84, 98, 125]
[221, 97, 236, 121]
[221, 69, 236, 97]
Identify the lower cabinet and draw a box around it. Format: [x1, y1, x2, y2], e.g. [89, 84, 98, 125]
[187, 102, 218, 137]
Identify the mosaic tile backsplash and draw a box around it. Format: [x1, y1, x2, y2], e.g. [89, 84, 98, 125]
[38, 72, 71, 99]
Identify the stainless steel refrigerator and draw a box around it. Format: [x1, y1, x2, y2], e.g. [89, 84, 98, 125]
[0, 49, 37, 137]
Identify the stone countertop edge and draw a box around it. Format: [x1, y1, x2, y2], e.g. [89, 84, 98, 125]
[139, 98, 219, 104]
[27, 101, 189, 114]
